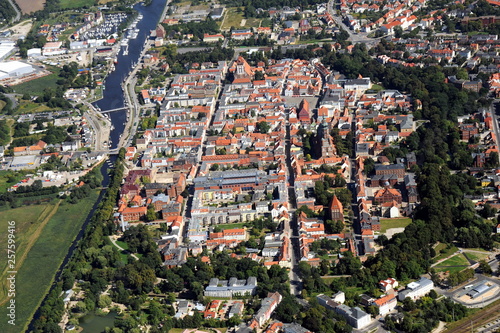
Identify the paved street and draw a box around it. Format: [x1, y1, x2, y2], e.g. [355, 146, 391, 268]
[490, 101, 500, 164]
[327, 0, 379, 46]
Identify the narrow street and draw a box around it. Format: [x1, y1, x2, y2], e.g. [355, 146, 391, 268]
[284, 109, 302, 297]
[489, 101, 500, 164]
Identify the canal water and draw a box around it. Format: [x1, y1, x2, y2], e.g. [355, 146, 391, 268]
[94, 0, 167, 148]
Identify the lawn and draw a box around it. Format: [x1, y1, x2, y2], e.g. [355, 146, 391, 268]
[434, 242, 447, 253]
[434, 265, 468, 274]
[217, 222, 247, 230]
[221, 7, 244, 30]
[0, 191, 100, 333]
[110, 239, 131, 263]
[116, 240, 129, 250]
[379, 217, 412, 233]
[434, 245, 459, 262]
[59, 0, 97, 9]
[244, 18, 261, 28]
[464, 252, 490, 262]
[15, 100, 53, 114]
[261, 18, 272, 28]
[111, 239, 143, 262]
[436, 253, 470, 268]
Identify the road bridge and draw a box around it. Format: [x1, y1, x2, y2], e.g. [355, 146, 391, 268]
[99, 106, 129, 114]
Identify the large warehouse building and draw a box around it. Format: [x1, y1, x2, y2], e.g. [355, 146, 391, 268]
[0, 61, 35, 80]
[0, 41, 15, 60]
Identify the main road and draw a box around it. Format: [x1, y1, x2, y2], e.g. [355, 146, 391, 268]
[6, 0, 20, 23]
[327, 0, 381, 46]
[489, 101, 500, 164]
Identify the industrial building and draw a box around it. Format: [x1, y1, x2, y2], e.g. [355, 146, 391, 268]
[467, 282, 493, 299]
[0, 61, 35, 80]
[0, 41, 15, 60]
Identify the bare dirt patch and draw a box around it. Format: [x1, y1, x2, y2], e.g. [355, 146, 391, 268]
[1, 19, 32, 39]
[15, 0, 45, 14]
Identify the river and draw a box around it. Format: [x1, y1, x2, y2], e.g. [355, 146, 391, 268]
[94, 0, 167, 149]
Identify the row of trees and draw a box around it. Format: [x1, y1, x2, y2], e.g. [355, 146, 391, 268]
[0, 0, 17, 22]
[161, 18, 219, 40]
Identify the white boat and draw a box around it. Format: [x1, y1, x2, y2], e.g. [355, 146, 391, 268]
[120, 38, 129, 46]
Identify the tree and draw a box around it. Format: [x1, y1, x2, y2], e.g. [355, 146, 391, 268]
[227, 314, 242, 326]
[366, 305, 379, 316]
[254, 70, 264, 81]
[479, 260, 493, 275]
[403, 297, 416, 311]
[481, 203, 497, 218]
[256, 121, 271, 133]
[146, 204, 156, 222]
[98, 295, 112, 308]
[428, 289, 438, 299]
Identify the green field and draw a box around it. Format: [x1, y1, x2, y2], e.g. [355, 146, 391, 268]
[15, 100, 53, 114]
[217, 222, 247, 230]
[434, 265, 467, 274]
[59, 0, 97, 9]
[0, 203, 58, 300]
[380, 217, 412, 233]
[464, 251, 490, 262]
[245, 18, 261, 28]
[434, 254, 470, 273]
[434, 245, 459, 262]
[221, 7, 245, 30]
[12, 69, 60, 96]
[0, 191, 100, 333]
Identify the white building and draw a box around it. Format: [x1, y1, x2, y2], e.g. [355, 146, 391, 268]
[27, 48, 42, 58]
[335, 305, 371, 329]
[0, 61, 35, 79]
[372, 294, 397, 316]
[398, 277, 434, 301]
[317, 293, 371, 329]
[42, 42, 66, 56]
[379, 278, 398, 292]
[204, 277, 257, 297]
[0, 41, 16, 60]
